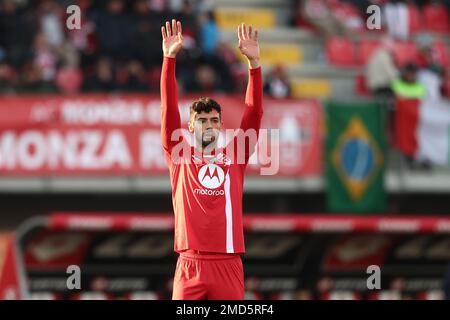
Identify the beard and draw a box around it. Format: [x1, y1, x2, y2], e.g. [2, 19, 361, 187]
[199, 130, 218, 148]
[202, 139, 213, 148]
[202, 133, 216, 148]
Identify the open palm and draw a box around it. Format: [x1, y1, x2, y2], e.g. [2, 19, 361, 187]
[161, 19, 183, 58]
[238, 23, 260, 61]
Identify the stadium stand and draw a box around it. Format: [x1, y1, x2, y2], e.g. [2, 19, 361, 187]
[1, 0, 450, 302]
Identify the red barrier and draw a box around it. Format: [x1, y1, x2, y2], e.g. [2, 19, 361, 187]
[49, 212, 450, 233]
[0, 233, 21, 299]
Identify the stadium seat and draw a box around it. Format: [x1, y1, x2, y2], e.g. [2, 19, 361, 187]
[431, 41, 450, 67]
[392, 41, 419, 66]
[408, 4, 422, 33]
[291, 78, 332, 98]
[423, 4, 450, 33]
[215, 8, 275, 29]
[326, 37, 357, 66]
[358, 39, 381, 65]
[236, 44, 302, 66]
[329, 1, 365, 33]
[261, 44, 303, 65]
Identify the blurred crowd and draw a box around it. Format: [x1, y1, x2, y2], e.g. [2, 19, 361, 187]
[292, 0, 450, 37]
[269, 0, 450, 100]
[1, 0, 449, 99]
[0, 0, 247, 94]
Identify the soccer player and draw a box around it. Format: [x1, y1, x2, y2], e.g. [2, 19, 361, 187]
[160, 19, 262, 300]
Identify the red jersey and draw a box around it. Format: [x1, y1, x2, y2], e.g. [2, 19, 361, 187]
[160, 57, 263, 254]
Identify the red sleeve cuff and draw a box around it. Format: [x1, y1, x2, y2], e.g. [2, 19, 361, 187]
[249, 66, 261, 74]
[164, 56, 176, 63]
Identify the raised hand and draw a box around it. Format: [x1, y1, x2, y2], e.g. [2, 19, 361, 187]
[237, 23, 260, 68]
[161, 19, 183, 58]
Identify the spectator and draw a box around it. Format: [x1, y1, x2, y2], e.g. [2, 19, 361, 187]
[0, 0, 248, 94]
[366, 37, 398, 100]
[329, 0, 364, 33]
[0, 0, 35, 68]
[216, 42, 246, 91]
[301, 0, 348, 37]
[131, 0, 162, 68]
[384, 0, 409, 40]
[184, 64, 218, 92]
[418, 63, 444, 101]
[83, 57, 116, 92]
[391, 63, 426, 99]
[118, 60, 149, 92]
[66, 0, 97, 69]
[348, 0, 372, 14]
[177, 0, 197, 49]
[0, 60, 17, 93]
[39, 0, 64, 48]
[264, 65, 292, 99]
[55, 43, 83, 94]
[416, 34, 435, 69]
[416, 34, 446, 71]
[32, 32, 58, 88]
[94, 0, 133, 60]
[20, 60, 49, 92]
[197, 11, 219, 56]
[148, 0, 167, 12]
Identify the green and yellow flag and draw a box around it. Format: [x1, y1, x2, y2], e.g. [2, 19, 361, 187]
[325, 101, 386, 213]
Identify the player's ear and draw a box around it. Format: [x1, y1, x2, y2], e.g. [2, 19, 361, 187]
[188, 120, 194, 133]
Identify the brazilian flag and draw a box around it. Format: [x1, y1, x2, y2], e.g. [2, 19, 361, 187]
[326, 100, 386, 213]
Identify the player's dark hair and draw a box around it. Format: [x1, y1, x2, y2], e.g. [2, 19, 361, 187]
[189, 97, 222, 119]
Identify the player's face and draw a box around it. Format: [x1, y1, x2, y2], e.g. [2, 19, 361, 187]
[190, 110, 222, 147]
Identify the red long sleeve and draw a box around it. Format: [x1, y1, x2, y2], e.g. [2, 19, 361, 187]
[234, 66, 263, 164]
[240, 67, 263, 132]
[160, 57, 181, 154]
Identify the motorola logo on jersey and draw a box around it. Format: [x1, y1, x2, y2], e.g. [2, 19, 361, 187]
[198, 164, 225, 189]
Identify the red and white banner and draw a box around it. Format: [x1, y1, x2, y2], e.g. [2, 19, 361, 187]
[0, 233, 21, 299]
[0, 95, 322, 176]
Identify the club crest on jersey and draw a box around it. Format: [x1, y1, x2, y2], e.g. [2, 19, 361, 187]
[198, 164, 225, 189]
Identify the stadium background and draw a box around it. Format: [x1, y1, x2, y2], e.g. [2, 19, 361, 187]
[1, 0, 450, 300]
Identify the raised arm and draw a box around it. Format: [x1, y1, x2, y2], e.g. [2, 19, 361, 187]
[160, 19, 183, 154]
[238, 23, 263, 132]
